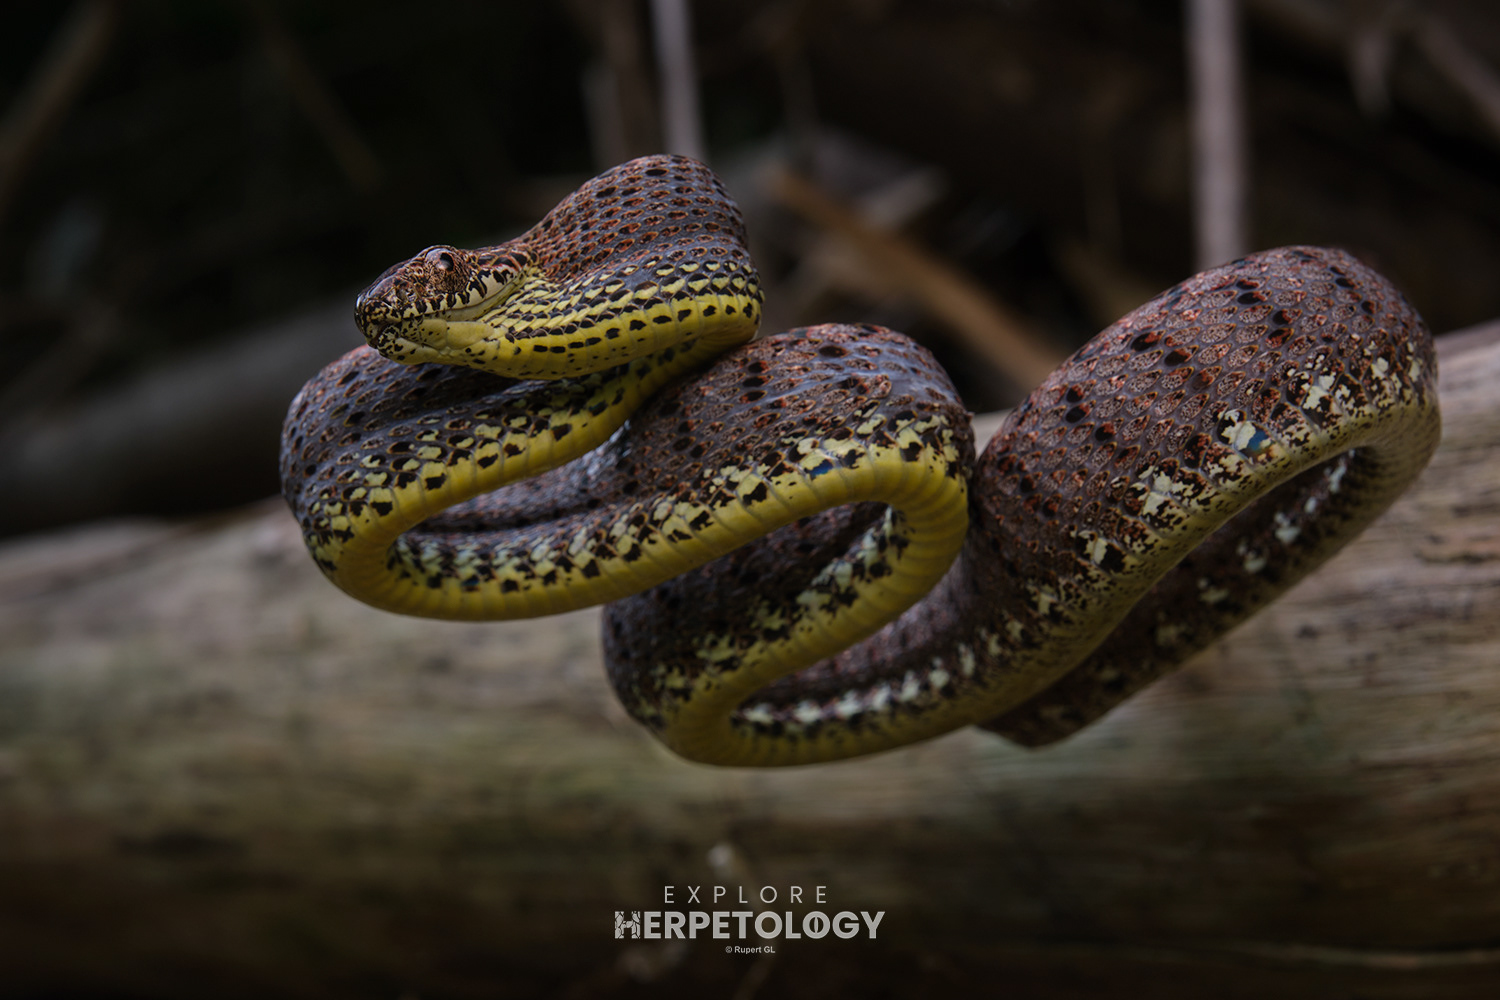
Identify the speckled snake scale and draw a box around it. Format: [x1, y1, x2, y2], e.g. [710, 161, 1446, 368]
[281, 155, 1440, 766]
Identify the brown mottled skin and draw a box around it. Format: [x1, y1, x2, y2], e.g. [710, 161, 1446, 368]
[284, 153, 1440, 762]
[605, 247, 1439, 746]
[353, 156, 760, 375]
[985, 247, 1438, 742]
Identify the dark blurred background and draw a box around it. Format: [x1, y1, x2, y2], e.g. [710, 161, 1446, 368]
[3, 0, 1499, 539]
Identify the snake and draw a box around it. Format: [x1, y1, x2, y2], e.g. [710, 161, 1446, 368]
[281, 154, 1440, 767]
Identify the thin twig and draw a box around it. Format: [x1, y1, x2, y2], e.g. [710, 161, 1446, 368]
[0, 0, 121, 231]
[747, 2, 820, 168]
[765, 167, 1063, 390]
[1413, 13, 1500, 145]
[1052, 239, 1160, 331]
[241, 0, 383, 193]
[650, 0, 705, 161]
[1347, 2, 1401, 117]
[581, 61, 631, 169]
[568, 0, 659, 168]
[0, 300, 362, 536]
[0, 299, 122, 420]
[1187, 0, 1250, 269]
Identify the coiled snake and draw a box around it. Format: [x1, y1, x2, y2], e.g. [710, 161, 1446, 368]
[281, 155, 1440, 766]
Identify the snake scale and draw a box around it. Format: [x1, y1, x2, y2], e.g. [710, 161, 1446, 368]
[281, 155, 1440, 767]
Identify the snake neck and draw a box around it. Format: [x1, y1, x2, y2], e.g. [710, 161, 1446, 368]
[456, 263, 763, 378]
[360, 258, 763, 380]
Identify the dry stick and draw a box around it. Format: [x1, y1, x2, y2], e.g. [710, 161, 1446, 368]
[747, 3, 820, 168]
[570, 0, 660, 167]
[1246, 0, 1500, 152]
[3, 242, 159, 424]
[0, 0, 121, 230]
[0, 299, 121, 421]
[1413, 14, 1500, 144]
[1187, 0, 1250, 270]
[581, 62, 632, 169]
[241, 0, 383, 194]
[1051, 238, 1161, 332]
[0, 300, 362, 536]
[1346, 2, 1401, 117]
[572, 0, 630, 167]
[764, 167, 1063, 391]
[1344, 7, 1500, 143]
[650, 0, 706, 162]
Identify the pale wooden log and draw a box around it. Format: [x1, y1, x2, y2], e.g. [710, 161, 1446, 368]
[0, 327, 1497, 997]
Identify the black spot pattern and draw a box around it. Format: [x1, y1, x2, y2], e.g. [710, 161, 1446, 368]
[284, 149, 1442, 768]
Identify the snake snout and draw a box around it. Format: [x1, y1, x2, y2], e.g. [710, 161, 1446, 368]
[353, 283, 426, 364]
[354, 290, 402, 344]
[356, 257, 409, 308]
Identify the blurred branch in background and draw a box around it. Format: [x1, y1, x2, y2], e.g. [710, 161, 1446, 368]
[0, 3, 138, 449]
[0, 0, 120, 233]
[765, 165, 1063, 392]
[1250, 0, 1500, 148]
[1346, 1, 1402, 117]
[747, 2, 823, 169]
[1051, 238, 1161, 333]
[570, 0, 661, 168]
[0, 303, 360, 536]
[0, 295, 123, 420]
[1187, 0, 1249, 269]
[240, 0, 383, 194]
[1413, 11, 1500, 143]
[1345, 2, 1500, 145]
[650, 0, 706, 161]
[2, 1, 1500, 540]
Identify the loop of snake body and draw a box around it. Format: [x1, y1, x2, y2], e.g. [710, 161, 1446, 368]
[281, 154, 1440, 767]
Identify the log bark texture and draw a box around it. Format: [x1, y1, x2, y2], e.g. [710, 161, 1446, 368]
[1, 327, 1498, 998]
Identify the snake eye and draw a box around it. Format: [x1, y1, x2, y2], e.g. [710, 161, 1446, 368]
[425, 247, 456, 271]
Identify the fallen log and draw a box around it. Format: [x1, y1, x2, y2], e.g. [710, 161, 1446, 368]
[0, 325, 1497, 998]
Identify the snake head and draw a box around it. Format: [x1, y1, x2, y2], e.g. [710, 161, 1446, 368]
[355, 244, 533, 366]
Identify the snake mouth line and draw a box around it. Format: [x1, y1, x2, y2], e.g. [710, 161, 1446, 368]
[357, 301, 510, 366]
[360, 287, 508, 330]
[355, 317, 427, 365]
[355, 259, 526, 361]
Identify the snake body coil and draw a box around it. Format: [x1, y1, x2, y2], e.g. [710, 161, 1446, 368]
[282, 155, 1440, 766]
